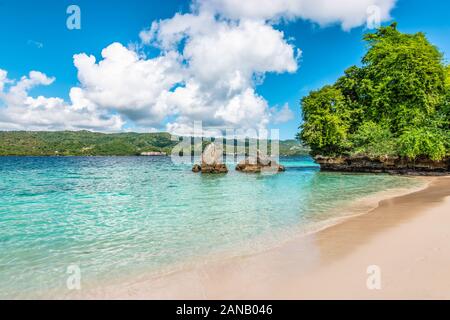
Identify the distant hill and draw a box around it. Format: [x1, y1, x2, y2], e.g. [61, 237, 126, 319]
[0, 131, 309, 156]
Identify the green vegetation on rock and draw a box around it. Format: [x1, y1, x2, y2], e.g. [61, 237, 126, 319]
[299, 23, 450, 161]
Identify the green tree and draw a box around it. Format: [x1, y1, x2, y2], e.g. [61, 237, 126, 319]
[362, 23, 446, 131]
[349, 121, 396, 157]
[300, 86, 350, 155]
[299, 23, 449, 161]
[335, 66, 366, 132]
[443, 65, 450, 125]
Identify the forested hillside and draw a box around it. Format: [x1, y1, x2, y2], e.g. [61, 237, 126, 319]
[0, 131, 308, 156]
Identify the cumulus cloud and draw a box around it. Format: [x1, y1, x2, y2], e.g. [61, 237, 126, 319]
[141, 8, 300, 133]
[73, 42, 183, 126]
[131, 0, 396, 133]
[0, 69, 124, 131]
[196, 0, 396, 30]
[0, 0, 397, 133]
[0, 69, 10, 93]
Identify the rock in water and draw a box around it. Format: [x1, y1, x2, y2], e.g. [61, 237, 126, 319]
[200, 163, 229, 174]
[192, 143, 228, 174]
[202, 143, 222, 166]
[257, 151, 272, 166]
[236, 150, 285, 173]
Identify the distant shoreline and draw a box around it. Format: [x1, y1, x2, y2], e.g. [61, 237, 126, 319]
[0, 154, 307, 158]
[0, 131, 309, 157]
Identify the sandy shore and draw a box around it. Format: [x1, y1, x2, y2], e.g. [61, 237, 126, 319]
[78, 176, 450, 300]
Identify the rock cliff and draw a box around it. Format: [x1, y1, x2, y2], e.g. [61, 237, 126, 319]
[315, 156, 450, 176]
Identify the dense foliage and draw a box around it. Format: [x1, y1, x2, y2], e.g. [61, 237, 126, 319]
[0, 131, 177, 156]
[0, 131, 308, 156]
[300, 23, 450, 161]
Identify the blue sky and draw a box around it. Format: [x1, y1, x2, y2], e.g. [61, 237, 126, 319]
[0, 0, 449, 139]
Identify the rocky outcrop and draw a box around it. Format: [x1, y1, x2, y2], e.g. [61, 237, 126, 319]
[192, 143, 228, 174]
[315, 155, 450, 176]
[197, 163, 229, 174]
[236, 150, 285, 173]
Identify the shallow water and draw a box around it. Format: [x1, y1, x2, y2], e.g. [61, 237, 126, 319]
[0, 156, 423, 298]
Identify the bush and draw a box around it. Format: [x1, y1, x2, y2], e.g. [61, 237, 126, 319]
[398, 127, 447, 161]
[350, 121, 397, 157]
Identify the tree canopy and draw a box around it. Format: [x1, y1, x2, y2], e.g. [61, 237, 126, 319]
[300, 23, 449, 161]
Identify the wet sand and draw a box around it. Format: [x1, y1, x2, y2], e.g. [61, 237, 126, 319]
[78, 177, 450, 300]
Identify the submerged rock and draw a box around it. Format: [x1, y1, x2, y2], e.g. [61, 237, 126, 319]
[192, 143, 228, 174]
[236, 150, 285, 173]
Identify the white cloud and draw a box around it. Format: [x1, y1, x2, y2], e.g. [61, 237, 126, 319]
[3, 71, 54, 107]
[73, 42, 184, 126]
[0, 0, 397, 133]
[143, 11, 300, 133]
[135, 0, 396, 133]
[0, 69, 9, 92]
[0, 69, 124, 131]
[140, 12, 217, 50]
[182, 19, 298, 84]
[196, 0, 396, 30]
[27, 40, 44, 49]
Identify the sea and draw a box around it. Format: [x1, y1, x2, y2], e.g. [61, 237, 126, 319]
[0, 156, 424, 298]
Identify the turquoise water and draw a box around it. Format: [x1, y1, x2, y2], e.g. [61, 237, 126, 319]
[0, 156, 422, 298]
